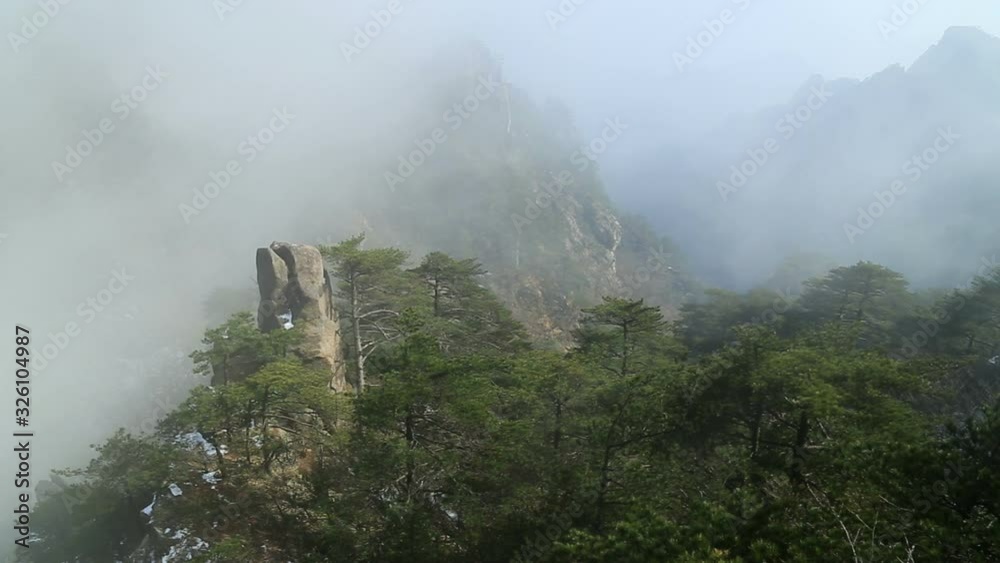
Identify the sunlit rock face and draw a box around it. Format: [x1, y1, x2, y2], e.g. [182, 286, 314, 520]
[257, 242, 349, 392]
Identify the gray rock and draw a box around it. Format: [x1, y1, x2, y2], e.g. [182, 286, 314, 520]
[257, 242, 348, 392]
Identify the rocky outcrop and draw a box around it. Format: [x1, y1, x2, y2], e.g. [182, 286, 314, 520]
[257, 242, 348, 392]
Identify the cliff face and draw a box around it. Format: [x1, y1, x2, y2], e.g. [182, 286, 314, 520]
[256, 242, 349, 392]
[488, 197, 624, 343]
[498, 197, 699, 344]
[337, 44, 695, 345]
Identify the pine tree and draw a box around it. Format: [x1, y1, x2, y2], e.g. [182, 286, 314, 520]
[321, 234, 412, 393]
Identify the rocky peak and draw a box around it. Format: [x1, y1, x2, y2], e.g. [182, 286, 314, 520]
[257, 242, 348, 392]
[939, 26, 999, 49]
[909, 26, 1000, 77]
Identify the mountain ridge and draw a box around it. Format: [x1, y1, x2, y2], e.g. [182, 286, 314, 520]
[616, 26, 1000, 289]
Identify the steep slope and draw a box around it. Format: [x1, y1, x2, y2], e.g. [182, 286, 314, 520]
[335, 42, 697, 343]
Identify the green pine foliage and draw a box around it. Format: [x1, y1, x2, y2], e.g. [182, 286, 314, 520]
[26, 249, 1000, 562]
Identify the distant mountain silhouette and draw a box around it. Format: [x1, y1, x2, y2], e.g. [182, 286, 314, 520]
[619, 27, 1000, 289]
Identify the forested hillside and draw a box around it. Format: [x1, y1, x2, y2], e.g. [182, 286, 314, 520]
[25, 241, 1000, 562]
[320, 42, 698, 344]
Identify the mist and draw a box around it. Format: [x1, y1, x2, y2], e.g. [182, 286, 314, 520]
[2, 0, 1000, 546]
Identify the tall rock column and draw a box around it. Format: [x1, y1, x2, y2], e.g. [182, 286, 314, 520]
[256, 242, 349, 393]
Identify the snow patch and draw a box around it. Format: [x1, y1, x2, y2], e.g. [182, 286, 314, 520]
[156, 529, 210, 563]
[177, 431, 220, 457]
[140, 494, 156, 516]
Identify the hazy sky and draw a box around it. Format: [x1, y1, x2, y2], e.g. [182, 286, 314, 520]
[420, 0, 1000, 133]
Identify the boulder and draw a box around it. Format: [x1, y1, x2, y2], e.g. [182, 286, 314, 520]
[257, 242, 348, 392]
